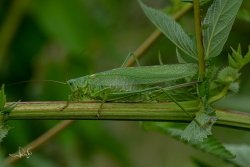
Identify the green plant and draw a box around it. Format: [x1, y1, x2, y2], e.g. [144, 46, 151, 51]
[1, 0, 250, 166]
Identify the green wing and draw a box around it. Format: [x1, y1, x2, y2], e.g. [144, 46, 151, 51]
[88, 63, 198, 86]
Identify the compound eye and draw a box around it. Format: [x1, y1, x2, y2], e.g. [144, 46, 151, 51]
[69, 81, 73, 86]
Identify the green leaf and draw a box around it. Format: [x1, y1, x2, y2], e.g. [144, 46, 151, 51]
[228, 45, 250, 70]
[203, 0, 243, 59]
[181, 111, 217, 143]
[198, 81, 210, 97]
[224, 144, 250, 167]
[217, 67, 240, 84]
[0, 84, 19, 145]
[141, 122, 235, 159]
[227, 82, 239, 95]
[202, 97, 216, 114]
[204, 65, 219, 79]
[1, 101, 19, 114]
[1, 102, 20, 122]
[0, 125, 10, 143]
[138, 0, 198, 60]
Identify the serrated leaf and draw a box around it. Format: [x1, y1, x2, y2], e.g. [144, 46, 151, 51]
[203, 0, 243, 59]
[217, 67, 240, 84]
[229, 44, 250, 70]
[139, 0, 198, 60]
[0, 85, 6, 110]
[140, 122, 234, 159]
[226, 82, 239, 97]
[1, 102, 19, 114]
[224, 144, 250, 167]
[237, 43, 242, 55]
[202, 97, 216, 114]
[205, 65, 219, 79]
[181, 111, 217, 143]
[0, 125, 10, 143]
[198, 81, 210, 97]
[1, 101, 20, 122]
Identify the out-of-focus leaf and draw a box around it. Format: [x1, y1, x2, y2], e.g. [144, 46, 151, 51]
[31, 0, 105, 54]
[224, 144, 250, 167]
[203, 0, 243, 59]
[141, 122, 235, 159]
[237, 8, 250, 23]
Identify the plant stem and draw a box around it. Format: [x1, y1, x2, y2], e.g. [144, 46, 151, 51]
[0, 0, 30, 65]
[6, 101, 250, 130]
[193, 0, 205, 75]
[4, 120, 74, 166]
[208, 85, 230, 104]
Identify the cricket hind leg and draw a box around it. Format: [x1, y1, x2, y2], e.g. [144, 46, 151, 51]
[157, 87, 202, 127]
[120, 52, 141, 68]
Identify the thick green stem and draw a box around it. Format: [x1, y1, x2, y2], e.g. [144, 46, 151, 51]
[193, 0, 205, 75]
[6, 101, 250, 130]
[208, 85, 230, 104]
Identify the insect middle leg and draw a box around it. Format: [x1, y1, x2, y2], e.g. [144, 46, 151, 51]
[120, 52, 141, 68]
[91, 87, 112, 117]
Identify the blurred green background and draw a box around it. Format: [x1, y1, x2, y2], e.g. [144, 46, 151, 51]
[0, 0, 250, 166]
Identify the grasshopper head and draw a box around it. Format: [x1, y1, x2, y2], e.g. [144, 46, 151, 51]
[67, 77, 88, 92]
[67, 79, 76, 91]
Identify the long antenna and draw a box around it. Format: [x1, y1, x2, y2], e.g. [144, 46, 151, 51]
[66, 49, 87, 82]
[6, 80, 66, 87]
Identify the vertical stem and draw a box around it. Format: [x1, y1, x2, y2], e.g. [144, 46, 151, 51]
[193, 0, 205, 75]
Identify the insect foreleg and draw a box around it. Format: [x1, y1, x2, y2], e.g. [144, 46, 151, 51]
[91, 87, 112, 117]
[60, 94, 73, 111]
[158, 87, 202, 127]
[120, 52, 141, 68]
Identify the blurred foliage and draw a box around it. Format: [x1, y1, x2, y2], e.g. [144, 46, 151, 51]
[0, 0, 250, 166]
